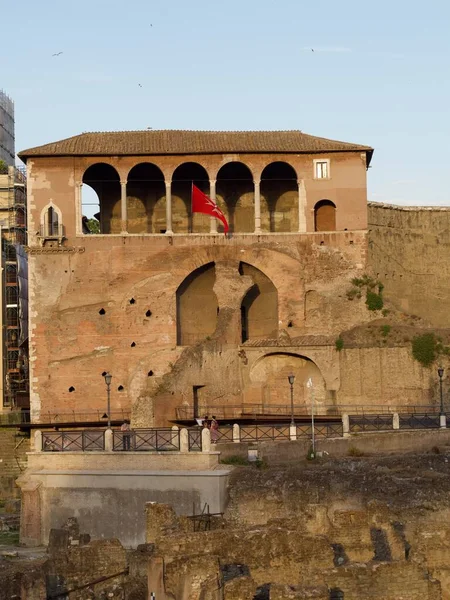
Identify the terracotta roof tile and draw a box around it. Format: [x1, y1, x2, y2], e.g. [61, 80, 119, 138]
[18, 130, 373, 161]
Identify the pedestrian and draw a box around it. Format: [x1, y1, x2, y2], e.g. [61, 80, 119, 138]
[202, 415, 210, 429]
[210, 415, 219, 444]
[121, 419, 131, 451]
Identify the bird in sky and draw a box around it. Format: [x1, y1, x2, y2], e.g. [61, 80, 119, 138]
[311, 48, 314, 52]
[52, 52, 63, 57]
[138, 84, 143, 88]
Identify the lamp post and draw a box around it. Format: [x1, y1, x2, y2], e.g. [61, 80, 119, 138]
[306, 377, 315, 455]
[288, 374, 295, 425]
[104, 372, 112, 429]
[438, 367, 444, 415]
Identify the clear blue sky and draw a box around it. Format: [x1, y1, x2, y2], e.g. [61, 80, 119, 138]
[2, 0, 449, 206]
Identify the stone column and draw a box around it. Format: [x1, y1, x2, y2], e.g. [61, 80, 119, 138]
[75, 182, 82, 235]
[289, 424, 297, 441]
[233, 423, 240, 443]
[171, 425, 179, 449]
[202, 427, 211, 453]
[180, 428, 189, 452]
[209, 179, 217, 233]
[254, 179, 261, 234]
[440, 414, 447, 429]
[342, 413, 350, 438]
[392, 413, 400, 430]
[165, 180, 173, 235]
[16, 480, 42, 547]
[120, 180, 128, 233]
[34, 430, 42, 452]
[298, 179, 307, 233]
[104, 428, 113, 452]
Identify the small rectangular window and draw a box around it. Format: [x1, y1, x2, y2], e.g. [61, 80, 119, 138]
[314, 159, 330, 179]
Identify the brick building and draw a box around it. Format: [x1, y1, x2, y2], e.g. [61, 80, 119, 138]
[18, 129, 444, 426]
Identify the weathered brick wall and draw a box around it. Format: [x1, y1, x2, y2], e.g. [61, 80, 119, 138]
[0, 429, 29, 499]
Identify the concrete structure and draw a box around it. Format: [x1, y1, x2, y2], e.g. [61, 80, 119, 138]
[17, 130, 450, 428]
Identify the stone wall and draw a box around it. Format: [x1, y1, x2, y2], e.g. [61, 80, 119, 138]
[0, 429, 29, 499]
[368, 202, 450, 327]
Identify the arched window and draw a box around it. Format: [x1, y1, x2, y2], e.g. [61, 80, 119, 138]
[216, 162, 253, 233]
[314, 199, 336, 232]
[260, 162, 298, 232]
[176, 263, 218, 345]
[240, 263, 278, 342]
[330, 589, 344, 600]
[82, 163, 121, 234]
[127, 163, 165, 233]
[40, 203, 62, 238]
[172, 162, 210, 233]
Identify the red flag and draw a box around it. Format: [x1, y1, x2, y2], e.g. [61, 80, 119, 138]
[191, 184, 229, 234]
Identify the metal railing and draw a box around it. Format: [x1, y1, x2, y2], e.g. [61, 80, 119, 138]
[176, 404, 447, 420]
[399, 414, 441, 430]
[240, 425, 291, 442]
[214, 426, 233, 444]
[113, 428, 180, 451]
[42, 430, 105, 452]
[0, 409, 131, 426]
[296, 422, 344, 438]
[188, 428, 202, 451]
[349, 415, 393, 433]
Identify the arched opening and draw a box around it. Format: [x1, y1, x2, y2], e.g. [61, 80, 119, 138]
[172, 163, 210, 233]
[260, 162, 298, 232]
[82, 163, 121, 234]
[314, 199, 336, 232]
[249, 353, 326, 409]
[43, 205, 60, 237]
[127, 163, 165, 233]
[240, 263, 278, 342]
[176, 263, 218, 345]
[216, 162, 253, 233]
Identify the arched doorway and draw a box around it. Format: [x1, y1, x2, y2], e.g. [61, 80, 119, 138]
[240, 263, 278, 342]
[82, 163, 121, 233]
[260, 162, 298, 232]
[172, 163, 210, 233]
[127, 163, 165, 233]
[216, 162, 253, 233]
[176, 263, 218, 345]
[314, 199, 336, 232]
[250, 353, 326, 409]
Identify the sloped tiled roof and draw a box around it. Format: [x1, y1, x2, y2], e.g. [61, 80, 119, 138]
[18, 130, 373, 163]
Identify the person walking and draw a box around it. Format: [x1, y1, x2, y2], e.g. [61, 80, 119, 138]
[121, 420, 131, 451]
[210, 415, 219, 444]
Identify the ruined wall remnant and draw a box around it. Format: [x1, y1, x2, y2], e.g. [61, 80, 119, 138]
[368, 202, 450, 327]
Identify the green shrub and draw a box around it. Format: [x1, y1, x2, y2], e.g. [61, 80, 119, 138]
[412, 333, 438, 367]
[220, 455, 250, 466]
[348, 446, 364, 457]
[382, 309, 390, 317]
[366, 290, 384, 311]
[335, 337, 344, 351]
[381, 325, 391, 337]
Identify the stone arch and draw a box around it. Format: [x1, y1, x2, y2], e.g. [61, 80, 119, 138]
[82, 163, 121, 233]
[176, 262, 218, 346]
[239, 262, 278, 342]
[127, 163, 165, 233]
[250, 352, 326, 408]
[172, 162, 210, 233]
[261, 162, 298, 232]
[314, 199, 336, 232]
[216, 162, 253, 233]
[40, 202, 62, 237]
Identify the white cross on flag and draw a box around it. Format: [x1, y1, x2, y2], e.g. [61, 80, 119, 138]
[191, 184, 229, 234]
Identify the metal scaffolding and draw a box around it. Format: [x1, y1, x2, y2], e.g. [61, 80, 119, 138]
[2, 165, 28, 408]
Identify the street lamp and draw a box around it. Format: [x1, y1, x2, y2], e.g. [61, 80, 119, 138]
[104, 372, 112, 429]
[438, 367, 444, 415]
[288, 374, 295, 425]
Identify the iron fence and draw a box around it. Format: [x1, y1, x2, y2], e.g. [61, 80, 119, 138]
[214, 426, 234, 444]
[113, 428, 180, 452]
[188, 428, 202, 451]
[240, 424, 291, 442]
[42, 430, 104, 452]
[349, 415, 393, 433]
[296, 422, 344, 438]
[399, 414, 440, 430]
[0, 409, 131, 427]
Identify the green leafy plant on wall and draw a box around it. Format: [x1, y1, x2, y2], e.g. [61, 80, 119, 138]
[335, 337, 344, 351]
[0, 159, 8, 174]
[347, 275, 384, 312]
[412, 332, 450, 367]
